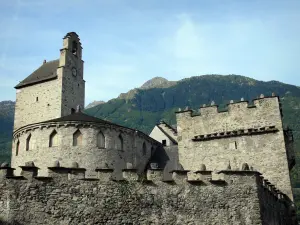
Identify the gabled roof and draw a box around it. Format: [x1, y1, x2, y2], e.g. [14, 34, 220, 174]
[15, 59, 59, 89]
[45, 111, 113, 124]
[160, 121, 177, 133]
[156, 121, 178, 144]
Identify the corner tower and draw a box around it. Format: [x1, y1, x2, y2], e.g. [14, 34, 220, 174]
[13, 32, 85, 131]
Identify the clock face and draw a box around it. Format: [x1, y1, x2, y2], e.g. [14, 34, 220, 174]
[72, 67, 77, 77]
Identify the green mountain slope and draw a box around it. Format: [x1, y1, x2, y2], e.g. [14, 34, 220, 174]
[0, 101, 14, 163]
[86, 75, 300, 132]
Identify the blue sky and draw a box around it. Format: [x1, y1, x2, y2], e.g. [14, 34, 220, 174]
[1, 0, 300, 104]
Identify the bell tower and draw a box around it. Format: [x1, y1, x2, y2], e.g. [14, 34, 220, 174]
[57, 32, 85, 117]
[13, 32, 85, 131]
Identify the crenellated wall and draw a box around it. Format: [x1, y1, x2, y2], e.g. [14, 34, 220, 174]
[176, 95, 294, 199]
[0, 165, 296, 225]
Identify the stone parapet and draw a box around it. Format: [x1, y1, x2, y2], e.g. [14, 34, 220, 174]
[0, 167, 296, 225]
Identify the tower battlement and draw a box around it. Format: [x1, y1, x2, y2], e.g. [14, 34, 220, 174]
[176, 95, 283, 137]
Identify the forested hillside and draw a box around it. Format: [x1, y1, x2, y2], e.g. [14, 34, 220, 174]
[0, 101, 14, 163]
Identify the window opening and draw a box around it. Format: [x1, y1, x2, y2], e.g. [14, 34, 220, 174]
[49, 130, 58, 147]
[162, 140, 167, 146]
[16, 140, 20, 156]
[142, 142, 147, 156]
[72, 41, 78, 56]
[73, 130, 82, 146]
[97, 131, 105, 148]
[26, 134, 31, 151]
[116, 135, 123, 150]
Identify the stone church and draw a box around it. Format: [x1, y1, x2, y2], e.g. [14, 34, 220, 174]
[12, 32, 163, 178]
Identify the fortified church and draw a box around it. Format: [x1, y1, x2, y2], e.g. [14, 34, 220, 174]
[0, 32, 298, 224]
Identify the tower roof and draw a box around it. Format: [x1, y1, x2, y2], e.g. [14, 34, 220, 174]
[15, 59, 59, 89]
[44, 111, 113, 124]
[64, 32, 80, 39]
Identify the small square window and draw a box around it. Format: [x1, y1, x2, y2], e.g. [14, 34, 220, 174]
[162, 140, 167, 146]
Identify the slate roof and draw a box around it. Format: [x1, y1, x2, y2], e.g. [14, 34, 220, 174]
[45, 111, 113, 125]
[15, 59, 59, 89]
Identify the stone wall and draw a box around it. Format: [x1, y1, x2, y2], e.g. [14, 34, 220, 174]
[176, 96, 293, 199]
[0, 167, 295, 225]
[11, 121, 158, 178]
[14, 78, 62, 131]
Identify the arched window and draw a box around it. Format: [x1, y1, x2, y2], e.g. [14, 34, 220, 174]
[72, 41, 77, 55]
[49, 130, 58, 147]
[73, 130, 82, 146]
[97, 131, 105, 148]
[115, 135, 123, 150]
[16, 140, 20, 156]
[142, 142, 147, 156]
[26, 134, 31, 151]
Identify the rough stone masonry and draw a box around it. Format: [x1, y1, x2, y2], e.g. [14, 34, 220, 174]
[0, 165, 295, 225]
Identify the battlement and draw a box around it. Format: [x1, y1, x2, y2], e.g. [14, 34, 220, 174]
[0, 163, 290, 200]
[176, 94, 280, 116]
[0, 162, 295, 224]
[176, 94, 283, 136]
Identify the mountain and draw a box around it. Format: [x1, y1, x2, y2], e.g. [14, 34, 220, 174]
[85, 100, 105, 109]
[86, 74, 300, 133]
[140, 77, 177, 89]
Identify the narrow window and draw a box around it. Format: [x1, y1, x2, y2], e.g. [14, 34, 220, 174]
[72, 41, 78, 55]
[142, 142, 147, 156]
[97, 131, 105, 148]
[26, 134, 31, 151]
[162, 140, 167, 146]
[71, 108, 76, 114]
[16, 140, 20, 156]
[36, 97, 38, 102]
[116, 135, 123, 150]
[73, 130, 82, 146]
[49, 130, 58, 147]
[235, 141, 237, 149]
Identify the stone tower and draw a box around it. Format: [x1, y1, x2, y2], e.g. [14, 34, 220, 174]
[175, 96, 295, 199]
[13, 32, 85, 131]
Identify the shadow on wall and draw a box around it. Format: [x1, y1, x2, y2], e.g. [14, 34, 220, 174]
[147, 145, 183, 180]
[0, 220, 24, 225]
